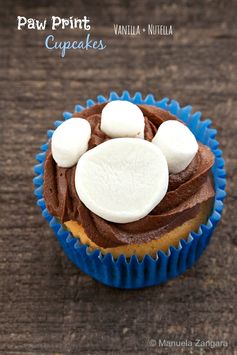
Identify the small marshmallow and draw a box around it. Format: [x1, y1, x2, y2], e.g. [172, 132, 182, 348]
[101, 100, 145, 138]
[75, 138, 168, 223]
[52, 118, 91, 168]
[152, 120, 198, 174]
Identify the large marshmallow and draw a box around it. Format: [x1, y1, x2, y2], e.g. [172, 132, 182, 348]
[52, 118, 91, 168]
[152, 120, 198, 174]
[101, 100, 145, 138]
[75, 138, 168, 223]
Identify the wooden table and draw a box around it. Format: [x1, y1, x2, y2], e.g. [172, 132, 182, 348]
[1, 1, 236, 353]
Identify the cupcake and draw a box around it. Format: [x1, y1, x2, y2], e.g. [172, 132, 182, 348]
[34, 91, 226, 288]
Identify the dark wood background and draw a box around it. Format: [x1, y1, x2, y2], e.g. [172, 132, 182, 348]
[1, 0, 236, 354]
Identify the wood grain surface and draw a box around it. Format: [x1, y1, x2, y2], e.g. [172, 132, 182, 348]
[0, 0, 236, 354]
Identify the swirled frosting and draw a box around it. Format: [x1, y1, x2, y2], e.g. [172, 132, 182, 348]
[43, 103, 215, 247]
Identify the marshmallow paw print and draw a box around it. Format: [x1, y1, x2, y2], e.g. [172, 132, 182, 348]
[51, 100, 198, 223]
[152, 120, 198, 173]
[75, 138, 169, 223]
[101, 100, 145, 138]
[51, 117, 91, 168]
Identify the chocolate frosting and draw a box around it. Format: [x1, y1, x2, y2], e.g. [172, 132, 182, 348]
[43, 103, 215, 247]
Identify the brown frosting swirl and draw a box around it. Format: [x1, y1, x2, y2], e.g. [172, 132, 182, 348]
[43, 103, 215, 248]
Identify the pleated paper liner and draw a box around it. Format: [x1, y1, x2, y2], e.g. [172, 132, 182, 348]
[34, 91, 226, 289]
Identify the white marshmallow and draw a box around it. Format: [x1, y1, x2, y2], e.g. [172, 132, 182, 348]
[152, 120, 198, 174]
[101, 100, 145, 138]
[52, 118, 91, 168]
[75, 138, 168, 223]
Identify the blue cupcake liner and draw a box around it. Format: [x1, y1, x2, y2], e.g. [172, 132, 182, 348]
[34, 91, 226, 289]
